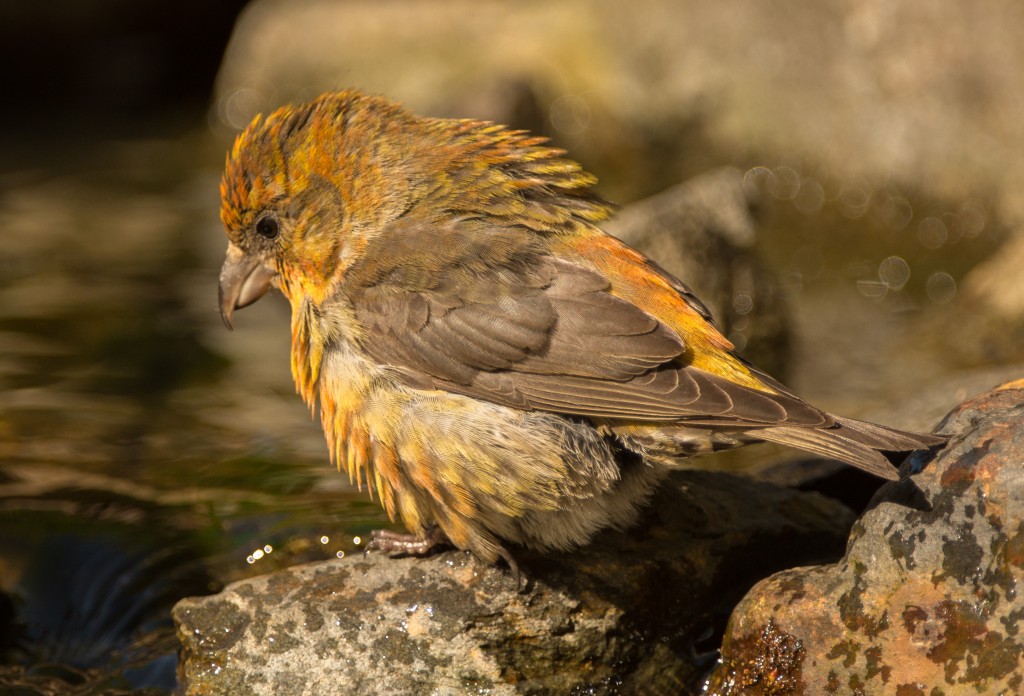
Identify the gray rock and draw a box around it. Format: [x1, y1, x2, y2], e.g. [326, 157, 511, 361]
[707, 379, 1024, 695]
[175, 470, 856, 695]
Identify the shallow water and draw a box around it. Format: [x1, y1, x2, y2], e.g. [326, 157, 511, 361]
[0, 129, 1009, 691]
[0, 136, 396, 691]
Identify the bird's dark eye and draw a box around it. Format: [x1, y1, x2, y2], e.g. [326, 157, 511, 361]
[255, 215, 279, 240]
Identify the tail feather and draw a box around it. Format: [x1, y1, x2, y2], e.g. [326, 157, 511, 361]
[830, 416, 946, 451]
[756, 416, 946, 481]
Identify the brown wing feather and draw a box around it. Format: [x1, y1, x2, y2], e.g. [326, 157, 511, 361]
[345, 218, 830, 428]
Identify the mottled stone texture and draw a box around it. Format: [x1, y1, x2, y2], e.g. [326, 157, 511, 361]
[174, 470, 854, 695]
[708, 380, 1024, 695]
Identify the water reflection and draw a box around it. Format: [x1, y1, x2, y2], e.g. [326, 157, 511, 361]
[1, 498, 212, 691]
[925, 272, 957, 304]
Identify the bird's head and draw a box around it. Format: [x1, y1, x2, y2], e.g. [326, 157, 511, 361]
[217, 89, 613, 329]
[217, 90, 426, 329]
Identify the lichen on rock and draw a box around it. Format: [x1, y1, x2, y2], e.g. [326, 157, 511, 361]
[707, 380, 1024, 695]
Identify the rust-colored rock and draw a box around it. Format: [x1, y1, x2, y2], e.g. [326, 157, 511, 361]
[707, 380, 1024, 694]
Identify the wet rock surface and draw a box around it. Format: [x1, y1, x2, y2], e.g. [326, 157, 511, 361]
[707, 380, 1024, 695]
[174, 470, 855, 695]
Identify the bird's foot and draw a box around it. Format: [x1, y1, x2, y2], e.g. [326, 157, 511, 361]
[366, 524, 451, 556]
[367, 526, 527, 592]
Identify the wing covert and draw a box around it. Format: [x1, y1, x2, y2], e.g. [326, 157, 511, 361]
[344, 218, 827, 428]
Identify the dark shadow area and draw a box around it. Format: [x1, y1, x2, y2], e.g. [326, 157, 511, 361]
[0, 1, 249, 169]
[0, 491, 217, 693]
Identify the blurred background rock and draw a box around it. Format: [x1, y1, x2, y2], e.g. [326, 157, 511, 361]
[2, 0, 1024, 692]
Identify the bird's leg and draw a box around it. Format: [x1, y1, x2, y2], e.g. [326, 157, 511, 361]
[367, 524, 451, 556]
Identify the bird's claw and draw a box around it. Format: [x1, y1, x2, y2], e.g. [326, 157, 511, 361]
[366, 525, 450, 556]
[495, 545, 527, 592]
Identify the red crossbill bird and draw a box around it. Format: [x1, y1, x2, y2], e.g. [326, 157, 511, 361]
[217, 90, 945, 568]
